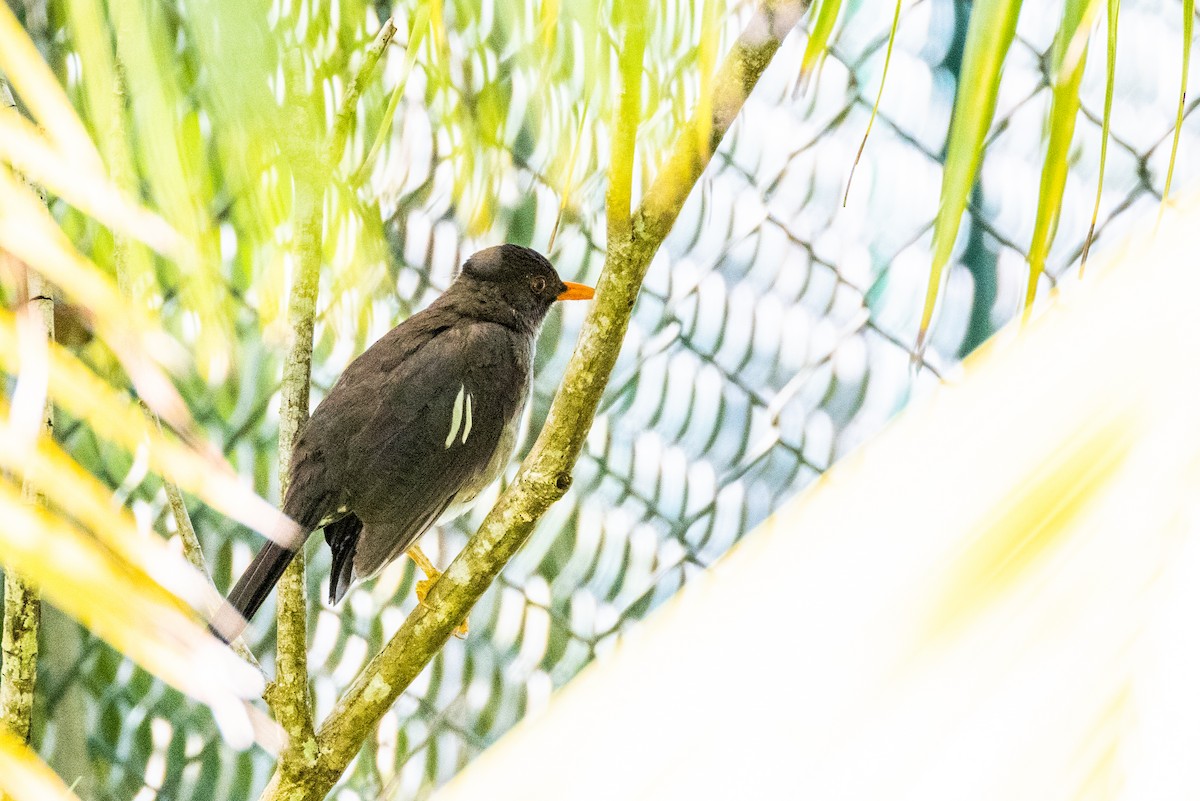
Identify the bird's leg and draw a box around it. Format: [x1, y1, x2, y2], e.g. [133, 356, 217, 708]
[406, 544, 468, 638]
[407, 545, 441, 611]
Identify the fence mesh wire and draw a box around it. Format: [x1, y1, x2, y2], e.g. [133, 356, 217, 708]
[13, 0, 1200, 799]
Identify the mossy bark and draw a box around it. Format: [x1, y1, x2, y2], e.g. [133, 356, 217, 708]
[1, 272, 54, 749]
[264, 166, 321, 757]
[0, 78, 54, 754]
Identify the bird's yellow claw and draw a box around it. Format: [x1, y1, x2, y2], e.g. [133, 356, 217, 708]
[411, 557, 469, 638]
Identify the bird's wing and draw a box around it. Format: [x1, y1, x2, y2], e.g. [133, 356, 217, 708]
[332, 322, 523, 580]
[282, 305, 453, 529]
[351, 494, 455, 582]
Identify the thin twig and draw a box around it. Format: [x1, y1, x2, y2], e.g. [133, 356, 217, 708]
[141, 403, 263, 670]
[354, 13, 423, 187]
[0, 279, 50, 746]
[329, 18, 398, 169]
[165, 477, 264, 669]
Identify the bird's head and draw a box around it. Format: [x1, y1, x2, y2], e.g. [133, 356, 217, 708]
[455, 244, 594, 333]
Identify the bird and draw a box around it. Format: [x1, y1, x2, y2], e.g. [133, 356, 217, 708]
[215, 244, 593, 638]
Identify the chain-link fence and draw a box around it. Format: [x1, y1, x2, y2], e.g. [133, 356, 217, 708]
[16, 0, 1200, 799]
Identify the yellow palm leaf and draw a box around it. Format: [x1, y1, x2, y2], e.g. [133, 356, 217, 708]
[0, 308, 295, 547]
[0, 478, 262, 735]
[0, 731, 81, 801]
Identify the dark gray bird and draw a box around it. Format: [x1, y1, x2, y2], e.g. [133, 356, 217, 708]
[221, 244, 593, 628]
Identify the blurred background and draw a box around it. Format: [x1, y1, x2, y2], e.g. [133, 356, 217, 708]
[3, 0, 1198, 799]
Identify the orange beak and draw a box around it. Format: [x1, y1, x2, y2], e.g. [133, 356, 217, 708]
[557, 281, 595, 301]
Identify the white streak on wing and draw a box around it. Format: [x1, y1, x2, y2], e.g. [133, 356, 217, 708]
[462, 392, 473, 443]
[445, 384, 465, 449]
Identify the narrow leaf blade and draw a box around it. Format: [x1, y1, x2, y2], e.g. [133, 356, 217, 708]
[799, 0, 843, 88]
[920, 0, 1021, 350]
[1158, 0, 1193, 220]
[0, 731, 81, 801]
[1081, 0, 1121, 273]
[1025, 0, 1096, 312]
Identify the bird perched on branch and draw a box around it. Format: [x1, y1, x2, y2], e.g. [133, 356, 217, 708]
[214, 244, 593, 640]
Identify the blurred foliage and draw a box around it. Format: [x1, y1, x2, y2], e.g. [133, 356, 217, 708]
[0, 0, 1196, 800]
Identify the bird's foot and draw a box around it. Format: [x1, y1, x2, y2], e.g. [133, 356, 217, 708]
[409, 548, 469, 638]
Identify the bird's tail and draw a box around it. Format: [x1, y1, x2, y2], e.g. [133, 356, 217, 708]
[209, 541, 297, 643]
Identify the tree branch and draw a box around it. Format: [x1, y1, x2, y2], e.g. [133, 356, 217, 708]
[1, 555, 42, 747]
[1, 280, 52, 747]
[168, 476, 263, 669]
[142, 404, 264, 670]
[264, 16, 397, 768]
[264, 156, 319, 750]
[328, 18, 397, 170]
[258, 2, 809, 798]
[0, 76, 50, 751]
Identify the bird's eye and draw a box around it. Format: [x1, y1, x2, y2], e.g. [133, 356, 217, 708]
[531, 276, 547, 293]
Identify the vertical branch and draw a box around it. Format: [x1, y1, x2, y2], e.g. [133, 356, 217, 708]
[263, 46, 322, 744]
[264, 17, 397, 762]
[1, 273, 54, 745]
[263, 163, 320, 750]
[0, 76, 50, 750]
[1, 570, 42, 745]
